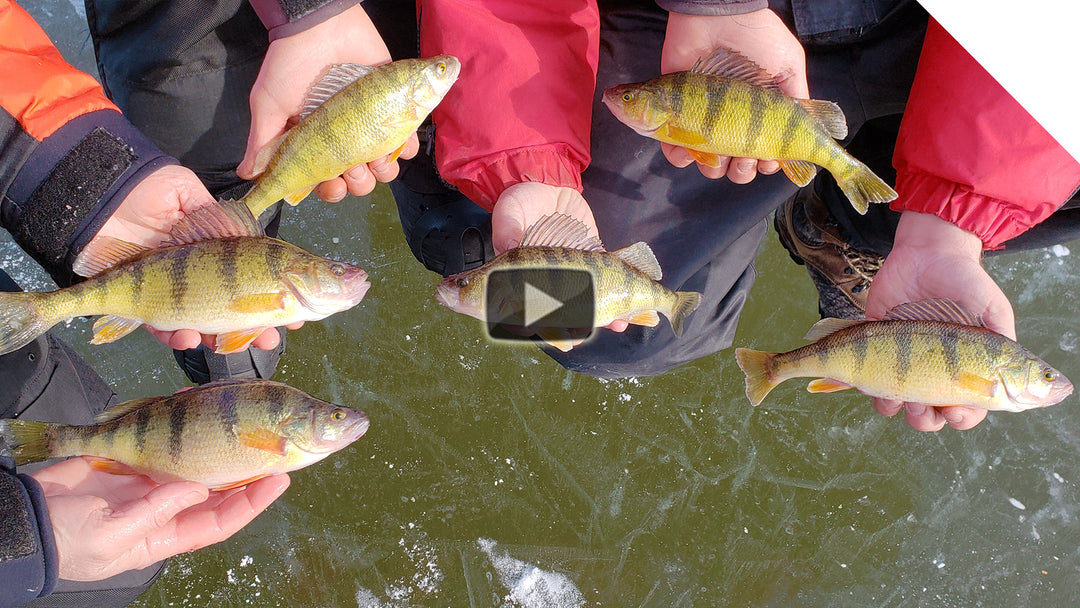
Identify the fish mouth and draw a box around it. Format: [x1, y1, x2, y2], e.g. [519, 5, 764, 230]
[435, 281, 458, 309]
[347, 414, 371, 442]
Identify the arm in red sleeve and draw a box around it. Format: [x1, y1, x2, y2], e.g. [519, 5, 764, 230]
[891, 18, 1080, 250]
[420, 0, 600, 211]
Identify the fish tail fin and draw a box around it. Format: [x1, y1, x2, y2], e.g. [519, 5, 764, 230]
[0, 419, 58, 465]
[734, 348, 780, 406]
[0, 292, 58, 356]
[835, 160, 897, 215]
[668, 291, 702, 337]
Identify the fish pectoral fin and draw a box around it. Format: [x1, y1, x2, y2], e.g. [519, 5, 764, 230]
[214, 328, 267, 354]
[387, 140, 408, 164]
[956, 371, 998, 397]
[625, 310, 661, 327]
[779, 159, 818, 187]
[87, 458, 142, 476]
[229, 293, 288, 313]
[687, 149, 723, 168]
[665, 123, 709, 148]
[284, 185, 317, 206]
[214, 474, 270, 492]
[235, 426, 289, 456]
[535, 328, 582, 352]
[806, 378, 854, 393]
[90, 315, 143, 345]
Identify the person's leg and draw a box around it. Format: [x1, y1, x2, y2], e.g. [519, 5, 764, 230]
[85, 0, 285, 383]
[0, 270, 165, 607]
[549, 1, 801, 378]
[774, 0, 929, 319]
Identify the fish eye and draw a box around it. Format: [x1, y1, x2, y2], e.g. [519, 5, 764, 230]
[436, 62, 447, 74]
[622, 92, 633, 102]
[331, 409, 346, 421]
[329, 263, 346, 276]
[1044, 370, 1057, 382]
[457, 277, 468, 288]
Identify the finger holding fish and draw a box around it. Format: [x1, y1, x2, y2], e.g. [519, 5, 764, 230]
[656, 10, 810, 183]
[865, 212, 1013, 429]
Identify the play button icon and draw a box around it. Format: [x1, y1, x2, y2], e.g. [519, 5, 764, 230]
[484, 268, 594, 344]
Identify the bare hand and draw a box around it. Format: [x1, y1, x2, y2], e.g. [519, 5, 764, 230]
[660, 9, 808, 183]
[865, 212, 1012, 431]
[491, 183, 628, 333]
[236, 4, 417, 201]
[31, 456, 289, 582]
[82, 165, 299, 352]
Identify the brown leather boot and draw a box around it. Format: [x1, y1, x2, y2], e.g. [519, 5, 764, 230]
[774, 188, 883, 320]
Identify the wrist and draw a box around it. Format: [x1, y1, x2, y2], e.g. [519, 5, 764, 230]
[893, 211, 983, 259]
[2, 110, 177, 286]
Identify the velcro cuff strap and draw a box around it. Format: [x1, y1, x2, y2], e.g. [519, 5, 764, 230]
[5, 110, 177, 285]
[0, 471, 58, 603]
[249, 0, 358, 41]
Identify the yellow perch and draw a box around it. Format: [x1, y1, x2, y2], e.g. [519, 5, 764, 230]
[735, 299, 1073, 412]
[243, 55, 460, 218]
[435, 213, 701, 351]
[0, 379, 369, 490]
[0, 200, 370, 356]
[602, 46, 896, 214]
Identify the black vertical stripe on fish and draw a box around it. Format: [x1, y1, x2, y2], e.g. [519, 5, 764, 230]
[777, 102, 803, 158]
[850, 335, 868, 377]
[218, 389, 239, 437]
[894, 330, 913, 386]
[265, 384, 288, 420]
[129, 260, 145, 309]
[219, 239, 239, 288]
[134, 406, 152, 455]
[168, 402, 187, 463]
[703, 79, 725, 139]
[669, 71, 689, 117]
[941, 328, 963, 376]
[169, 247, 191, 317]
[743, 85, 767, 152]
[265, 241, 285, 277]
[98, 417, 124, 449]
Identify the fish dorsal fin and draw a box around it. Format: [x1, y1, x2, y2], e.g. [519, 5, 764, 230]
[299, 63, 375, 121]
[883, 298, 986, 327]
[161, 199, 263, 247]
[73, 237, 153, 277]
[691, 46, 786, 92]
[794, 99, 849, 139]
[803, 317, 863, 341]
[612, 242, 663, 281]
[519, 213, 606, 251]
[94, 397, 159, 424]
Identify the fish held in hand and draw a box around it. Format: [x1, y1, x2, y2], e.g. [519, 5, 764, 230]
[734, 298, 1073, 412]
[0, 200, 370, 356]
[435, 213, 702, 351]
[602, 46, 896, 214]
[0, 379, 370, 490]
[242, 55, 461, 218]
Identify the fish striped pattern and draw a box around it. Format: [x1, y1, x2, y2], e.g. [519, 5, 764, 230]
[0, 380, 369, 489]
[772, 320, 1014, 404]
[243, 55, 460, 217]
[736, 318, 1072, 412]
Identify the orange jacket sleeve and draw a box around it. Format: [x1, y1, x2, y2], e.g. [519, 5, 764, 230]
[0, 0, 175, 285]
